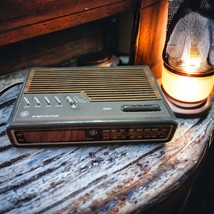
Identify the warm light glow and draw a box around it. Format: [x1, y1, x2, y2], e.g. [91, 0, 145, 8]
[180, 43, 202, 74]
[181, 55, 201, 74]
[162, 66, 214, 102]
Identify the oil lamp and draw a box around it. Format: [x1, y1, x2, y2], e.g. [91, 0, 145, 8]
[162, 43, 214, 117]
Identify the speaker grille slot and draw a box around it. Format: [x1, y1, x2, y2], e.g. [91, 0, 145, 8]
[25, 67, 161, 101]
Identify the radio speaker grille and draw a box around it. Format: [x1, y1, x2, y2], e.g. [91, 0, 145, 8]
[24, 67, 161, 101]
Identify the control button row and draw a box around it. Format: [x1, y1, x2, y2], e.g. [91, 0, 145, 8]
[23, 96, 63, 107]
[23, 96, 78, 108]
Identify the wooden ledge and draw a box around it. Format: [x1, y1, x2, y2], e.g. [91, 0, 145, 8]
[0, 0, 138, 46]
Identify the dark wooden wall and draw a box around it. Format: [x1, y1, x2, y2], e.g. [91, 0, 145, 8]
[0, 0, 138, 46]
[0, 18, 120, 76]
[0, 0, 138, 76]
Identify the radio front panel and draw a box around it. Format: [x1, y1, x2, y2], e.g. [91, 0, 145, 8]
[10, 125, 175, 146]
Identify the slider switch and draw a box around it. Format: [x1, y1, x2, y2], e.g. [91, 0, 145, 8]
[66, 96, 78, 109]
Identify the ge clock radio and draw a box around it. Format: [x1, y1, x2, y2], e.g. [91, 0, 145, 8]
[6, 66, 177, 146]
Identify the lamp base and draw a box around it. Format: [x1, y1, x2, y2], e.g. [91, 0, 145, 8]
[161, 86, 212, 118]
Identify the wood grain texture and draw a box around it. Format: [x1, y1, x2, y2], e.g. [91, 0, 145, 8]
[0, 71, 213, 213]
[0, 20, 106, 76]
[133, 0, 169, 78]
[0, 0, 138, 46]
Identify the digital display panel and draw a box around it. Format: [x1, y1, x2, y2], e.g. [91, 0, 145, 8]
[14, 126, 172, 145]
[22, 130, 85, 143]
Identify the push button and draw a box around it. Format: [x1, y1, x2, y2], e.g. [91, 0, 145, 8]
[33, 97, 41, 106]
[121, 104, 161, 112]
[54, 96, 62, 105]
[44, 96, 51, 106]
[23, 97, 30, 106]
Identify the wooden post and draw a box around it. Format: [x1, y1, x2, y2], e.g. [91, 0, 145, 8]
[133, 0, 169, 78]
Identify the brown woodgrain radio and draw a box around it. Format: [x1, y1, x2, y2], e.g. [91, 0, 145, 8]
[6, 66, 177, 146]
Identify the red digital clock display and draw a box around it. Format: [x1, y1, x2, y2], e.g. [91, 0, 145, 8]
[23, 130, 85, 143]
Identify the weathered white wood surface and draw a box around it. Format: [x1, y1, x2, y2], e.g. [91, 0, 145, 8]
[0, 71, 213, 214]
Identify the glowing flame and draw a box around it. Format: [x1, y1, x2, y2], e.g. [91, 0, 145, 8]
[181, 43, 201, 73]
[181, 55, 201, 73]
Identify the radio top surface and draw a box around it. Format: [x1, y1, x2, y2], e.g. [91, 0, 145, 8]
[9, 66, 176, 125]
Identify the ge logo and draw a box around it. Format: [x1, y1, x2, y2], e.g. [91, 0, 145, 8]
[89, 130, 97, 136]
[20, 111, 29, 117]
